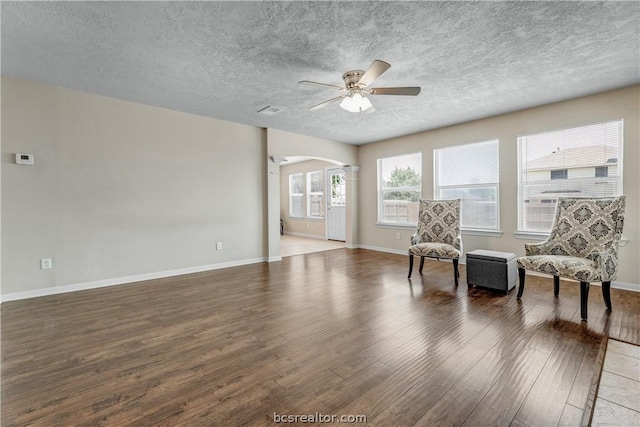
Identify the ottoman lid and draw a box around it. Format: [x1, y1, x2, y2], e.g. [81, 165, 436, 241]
[466, 249, 516, 263]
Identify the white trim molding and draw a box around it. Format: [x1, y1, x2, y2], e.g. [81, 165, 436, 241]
[358, 244, 408, 256]
[1, 257, 267, 302]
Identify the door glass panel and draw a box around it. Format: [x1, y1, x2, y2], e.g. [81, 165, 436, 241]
[330, 173, 346, 206]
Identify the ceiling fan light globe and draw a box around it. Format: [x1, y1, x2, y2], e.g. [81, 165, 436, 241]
[340, 95, 354, 112]
[340, 93, 373, 113]
[361, 96, 373, 111]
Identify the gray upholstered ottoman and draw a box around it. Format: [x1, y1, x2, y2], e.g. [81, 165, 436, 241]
[466, 250, 517, 293]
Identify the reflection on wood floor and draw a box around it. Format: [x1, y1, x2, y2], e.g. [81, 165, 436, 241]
[280, 234, 344, 257]
[2, 248, 638, 426]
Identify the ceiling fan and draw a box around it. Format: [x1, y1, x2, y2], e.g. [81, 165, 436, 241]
[299, 60, 421, 113]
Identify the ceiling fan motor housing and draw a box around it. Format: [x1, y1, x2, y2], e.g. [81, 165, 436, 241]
[342, 70, 366, 91]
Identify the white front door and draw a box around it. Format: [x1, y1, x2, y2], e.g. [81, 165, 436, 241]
[327, 168, 346, 241]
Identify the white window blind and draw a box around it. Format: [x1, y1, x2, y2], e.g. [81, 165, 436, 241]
[518, 120, 623, 233]
[307, 170, 324, 218]
[289, 173, 304, 218]
[378, 153, 422, 225]
[434, 140, 500, 230]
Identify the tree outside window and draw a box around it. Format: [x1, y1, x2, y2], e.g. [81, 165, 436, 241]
[378, 153, 422, 224]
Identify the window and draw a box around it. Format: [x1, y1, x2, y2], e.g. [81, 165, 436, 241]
[307, 170, 324, 218]
[595, 166, 609, 178]
[518, 120, 622, 233]
[330, 172, 346, 207]
[434, 140, 500, 230]
[289, 173, 304, 217]
[378, 153, 422, 224]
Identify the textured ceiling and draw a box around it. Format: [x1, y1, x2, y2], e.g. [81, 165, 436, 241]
[2, 1, 639, 145]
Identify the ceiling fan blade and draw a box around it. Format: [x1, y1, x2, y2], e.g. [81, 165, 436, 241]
[308, 95, 347, 110]
[369, 87, 421, 96]
[299, 80, 346, 91]
[357, 60, 391, 87]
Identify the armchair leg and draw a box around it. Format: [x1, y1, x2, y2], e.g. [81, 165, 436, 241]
[602, 281, 612, 312]
[453, 259, 459, 287]
[517, 268, 526, 299]
[419, 257, 425, 273]
[408, 254, 414, 278]
[580, 282, 590, 321]
[554, 276, 560, 296]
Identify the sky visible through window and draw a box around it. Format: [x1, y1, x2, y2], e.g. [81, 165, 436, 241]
[521, 121, 619, 164]
[380, 153, 421, 182]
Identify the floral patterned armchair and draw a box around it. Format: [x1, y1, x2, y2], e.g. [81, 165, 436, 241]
[516, 196, 626, 321]
[408, 199, 462, 285]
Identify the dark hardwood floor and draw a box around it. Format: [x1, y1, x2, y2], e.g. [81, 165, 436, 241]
[2, 249, 639, 426]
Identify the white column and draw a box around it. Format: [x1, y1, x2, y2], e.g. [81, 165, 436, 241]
[267, 155, 286, 262]
[342, 166, 360, 249]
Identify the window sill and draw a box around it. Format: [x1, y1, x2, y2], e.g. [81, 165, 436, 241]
[514, 231, 550, 240]
[461, 229, 503, 237]
[376, 223, 417, 230]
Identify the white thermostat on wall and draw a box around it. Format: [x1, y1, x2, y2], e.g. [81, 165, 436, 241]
[15, 153, 34, 165]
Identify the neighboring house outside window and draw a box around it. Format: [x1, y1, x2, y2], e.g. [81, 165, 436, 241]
[289, 173, 304, 218]
[434, 140, 500, 230]
[378, 153, 422, 225]
[307, 170, 324, 218]
[518, 120, 622, 233]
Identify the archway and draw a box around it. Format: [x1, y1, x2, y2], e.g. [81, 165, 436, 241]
[266, 129, 359, 262]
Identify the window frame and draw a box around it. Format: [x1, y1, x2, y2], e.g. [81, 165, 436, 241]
[516, 119, 624, 235]
[377, 153, 422, 226]
[433, 139, 501, 232]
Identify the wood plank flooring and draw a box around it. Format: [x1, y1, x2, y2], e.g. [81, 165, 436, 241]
[2, 248, 639, 426]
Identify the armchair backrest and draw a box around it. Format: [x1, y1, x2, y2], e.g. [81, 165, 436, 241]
[547, 196, 626, 258]
[416, 199, 461, 247]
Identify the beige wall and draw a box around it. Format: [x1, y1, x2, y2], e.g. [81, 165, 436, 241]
[2, 77, 266, 297]
[280, 159, 334, 238]
[358, 86, 640, 286]
[3, 77, 638, 299]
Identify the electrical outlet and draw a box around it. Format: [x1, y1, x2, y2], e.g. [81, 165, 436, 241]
[40, 258, 52, 270]
[216, 242, 222, 251]
[396, 232, 401, 240]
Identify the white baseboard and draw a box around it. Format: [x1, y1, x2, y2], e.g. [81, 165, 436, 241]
[1, 257, 267, 303]
[345, 243, 358, 249]
[267, 256, 282, 262]
[358, 244, 408, 256]
[283, 231, 326, 240]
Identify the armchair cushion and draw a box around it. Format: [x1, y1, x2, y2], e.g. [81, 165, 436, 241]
[409, 242, 460, 259]
[516, 255, 601, 283]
